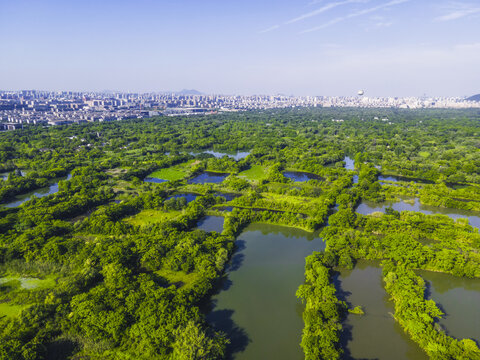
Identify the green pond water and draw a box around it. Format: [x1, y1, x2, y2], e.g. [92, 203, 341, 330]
[419, 270, 480, 343]
[207, 223, 324, 359]
[336, 261, 427, 360]
[355, 198, 480, 354]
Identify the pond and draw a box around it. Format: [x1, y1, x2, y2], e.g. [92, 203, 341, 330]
[167, 193, 198, 203]
[207, 223, 324, 359]
[3, 173, 72, 208]
[356, 197, 480, 229]
[188, 171, 229, 184]
[196, 216, 225, 233]
[190, 150, 250, 161]
[283, 171, 322, 182]
[343, 157, 358, 183]
[344, 156, 355, 171]
[336, 261, 426, 360]
[215, 193, 240, 202]
[419, 270, 480, 344]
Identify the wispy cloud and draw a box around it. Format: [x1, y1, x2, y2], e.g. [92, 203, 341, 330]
[259, 0, 367, 34]
[286, 0, 367, 24]
[435, 3, 480, 21]
[259, 25, 280, 34]
[300, 0, 409, 33]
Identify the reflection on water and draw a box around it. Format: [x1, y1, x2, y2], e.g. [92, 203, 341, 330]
[190, 150, 250, 161]
[188, 171, 229, 184]
[207, 223, 324, 360]
[196, 216, 224, 233]
[283, 171, 322, 182]
[344, 156, 355, 171]
[419, 271, 480, 344]
[215, 193, 240, 202]
[344, 157, 358, 183]
[356, 197, 480, 229]
[167, 193, 198, 203]
[3, 174, 71, 208]
[336, 261, 427, 360]
[379, 175, 433, 184]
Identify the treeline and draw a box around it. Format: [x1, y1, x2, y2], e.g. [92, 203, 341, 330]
[384, 263, 480, 359]
[296, 252, 346, 360]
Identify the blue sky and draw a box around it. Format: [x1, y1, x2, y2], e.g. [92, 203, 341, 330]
[1, 0, 479, 96]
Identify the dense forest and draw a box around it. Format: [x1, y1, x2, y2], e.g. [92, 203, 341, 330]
[1, 108, 480, 359]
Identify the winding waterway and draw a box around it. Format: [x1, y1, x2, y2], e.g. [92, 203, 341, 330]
[189, 150, 250, 161]
[343, 156, 358, 183]
[379, 175, 433, 184]
[336, 261, 427, 360]
[3, 173, 72, 208]
[355, 196, 480, 352]
[356, 196, 480, 229]
[207, 223, 324, 359]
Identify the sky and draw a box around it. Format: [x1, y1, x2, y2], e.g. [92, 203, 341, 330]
[1, 0, 480, 97]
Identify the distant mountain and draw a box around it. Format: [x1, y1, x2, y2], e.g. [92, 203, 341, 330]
[176, 89, 203, 95]
[467, 94, 480, 101]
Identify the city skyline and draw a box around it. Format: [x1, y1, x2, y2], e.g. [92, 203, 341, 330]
[1, 0, 480, 97]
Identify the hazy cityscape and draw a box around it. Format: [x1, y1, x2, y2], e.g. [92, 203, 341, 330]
[1, 90, 479, 130]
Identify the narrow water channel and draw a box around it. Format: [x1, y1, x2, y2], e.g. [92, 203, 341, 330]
[3, 173, 71, 208]
[189, 150, 250, 161]
[207, 223, 324, 359]
[336, 260, 427, 360]
[356, 197, 480, 229]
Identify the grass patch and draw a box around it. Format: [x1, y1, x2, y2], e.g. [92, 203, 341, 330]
[0, 275, 57, 289]
[149, 167, 187, 181]
[148, 162, 195, 181]
[124, 209, 181, 226]
[418, 151, 431, 158]
[238, 165, 267, 181]
[0, 303, 27, 318]
[155, 269, 200, 289]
